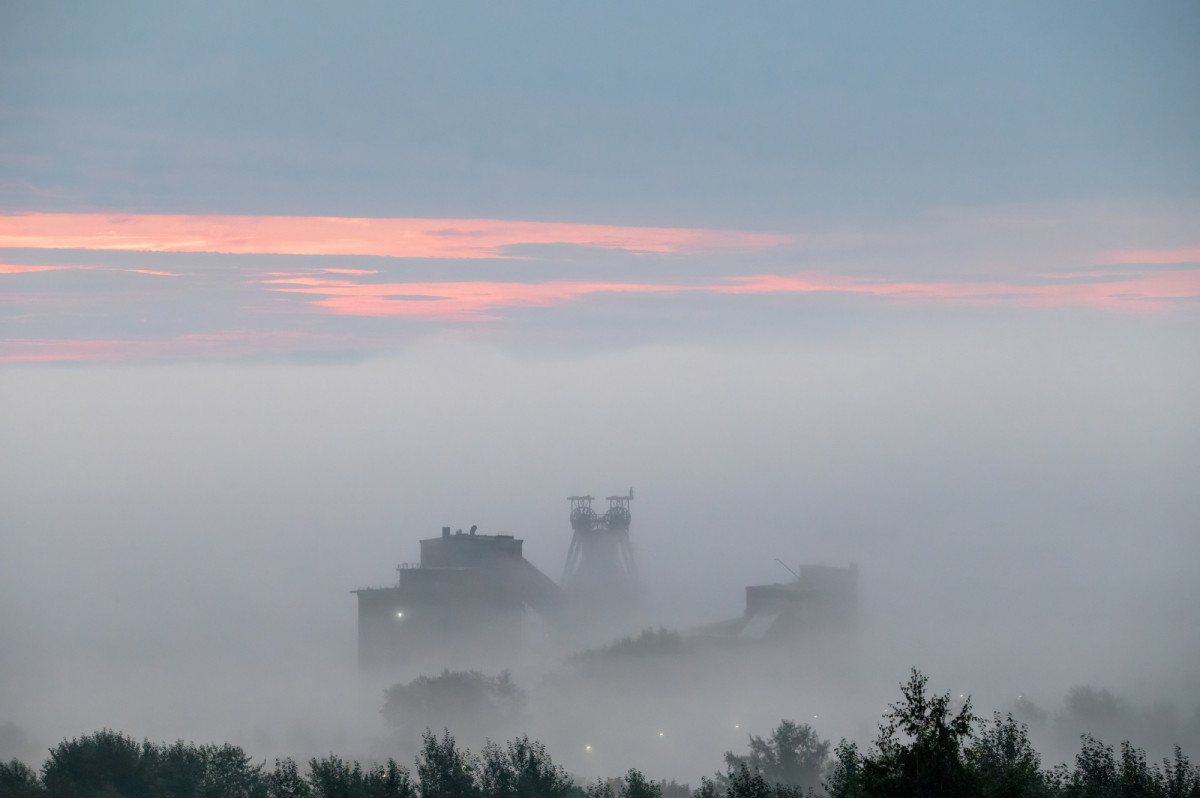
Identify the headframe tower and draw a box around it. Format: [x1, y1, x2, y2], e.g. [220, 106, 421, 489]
[562, 489, 637, 592]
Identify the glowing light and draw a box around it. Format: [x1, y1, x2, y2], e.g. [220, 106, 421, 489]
[396, 612, 404, 618]
[585, 745, 592, 751]
[658, 732, 664, 737]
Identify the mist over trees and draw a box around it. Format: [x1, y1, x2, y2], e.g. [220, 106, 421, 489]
[383, 672, 526, 749]
[7, 670, 1200, 798]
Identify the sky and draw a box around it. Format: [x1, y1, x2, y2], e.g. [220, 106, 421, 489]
[1, 0, 1199, 777]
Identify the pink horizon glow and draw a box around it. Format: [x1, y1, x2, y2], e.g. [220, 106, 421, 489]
[0, 330, 357, 363]
[261, 268, 1200, 319]
[0, 338, 153, 363]
[5, 269, 1195, 362]
[0, 213, 791, 258]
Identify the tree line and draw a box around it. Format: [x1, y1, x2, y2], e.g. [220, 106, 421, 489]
[5, 669, 1200, 798]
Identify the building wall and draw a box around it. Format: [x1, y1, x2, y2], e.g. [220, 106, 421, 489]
[354, 532, 544, 679]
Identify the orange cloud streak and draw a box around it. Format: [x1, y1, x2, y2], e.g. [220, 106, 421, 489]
[0, 213, 790, 258]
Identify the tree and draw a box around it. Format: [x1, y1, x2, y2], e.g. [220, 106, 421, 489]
[1116, 741, 1159, 798]
[41, 729, 157, 798]
[583, 778, 618, 798]
[623, 769, 663, 798]
[722, 763, 807, 798]
[267, 758, 312, 798]
[824, 740, 864, 798]
[965, 713, 1050, 798]
[306, 754, 413, 798]
[153, 741, 210, 798]
[206, 743, 266, 798]
[1061, 734, 1118, 798]
[368, 760, 416, 798]
[416, 729, 479, 798]
[659, 780, 691, 798]
[1158, 746, 1200, 798]
[724, 720, 829, 793]
[478, 735, 573, 798]
[307, 756, 362, 798]
[1, 758, 45, 798]
[858, 669, 978, 798]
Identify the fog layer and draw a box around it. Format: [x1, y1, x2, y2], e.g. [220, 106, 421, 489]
[2, 313, 1197, 779]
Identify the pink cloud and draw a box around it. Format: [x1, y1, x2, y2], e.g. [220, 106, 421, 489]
[0, 264, 71, 274]
[4, 205, 1197, 364]
[261, 275, 686, 320]
[0, 213, 791, 259]
[259, 268, 1200, 320]
[0, 263, 182, 277]
[715, 270, 1200, 312]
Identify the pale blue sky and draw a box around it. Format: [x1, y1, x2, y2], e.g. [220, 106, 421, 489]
[2, 2, 1197, 224]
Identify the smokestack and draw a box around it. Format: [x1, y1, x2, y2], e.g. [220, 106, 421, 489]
[442, 526, 450, 538]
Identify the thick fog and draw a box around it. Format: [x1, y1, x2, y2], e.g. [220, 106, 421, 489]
[2, 312, 1197, 781]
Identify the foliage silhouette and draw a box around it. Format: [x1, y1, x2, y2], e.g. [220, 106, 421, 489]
[416, 729, 480, 798]
[11, 668, 1200, 798]
[41, 729, 159, 798]
[855, 668, 978, 797]
[723, 720, 829, 793]
[478, 735, 574, 798]
[965, 713, 1051, 797]
[1, 758, 44, 798]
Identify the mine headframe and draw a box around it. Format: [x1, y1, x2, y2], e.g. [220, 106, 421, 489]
[600, 489, 633, 531]
[561, 488, 638, 585]
[568, 495, 597, 534]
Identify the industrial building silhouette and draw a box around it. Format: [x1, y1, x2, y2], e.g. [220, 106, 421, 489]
[352, 491, 856, 676]
[352, 527, 565, 675]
